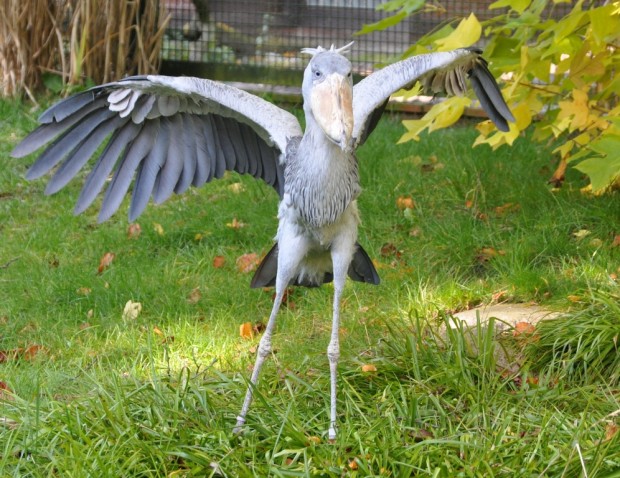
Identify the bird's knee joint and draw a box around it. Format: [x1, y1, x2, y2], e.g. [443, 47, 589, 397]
[257, 338, 272, 359]
[327, 343, 340, 363]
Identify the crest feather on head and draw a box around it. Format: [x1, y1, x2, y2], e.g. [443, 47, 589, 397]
[301, 41, 354, 57]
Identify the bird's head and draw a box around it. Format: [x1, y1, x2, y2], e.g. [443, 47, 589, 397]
[301, 43, 354, 151]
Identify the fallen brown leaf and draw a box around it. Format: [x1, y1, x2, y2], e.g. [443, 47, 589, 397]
[97, 252, 115, 274]
[613, 235, 620, 248]
[494, 203, 520, 216]
[0, 381, 14, 401]
[513, 322, 540, 344]
[23, 344, 44, 360]
[513, 322, 536, 337]
[361, 364, 377, 373]
[236, 253, 260, 274]
[396, 196, 415, 210]
[0, 344, 45, 363]
[127, 223, 142, 239]
[153, 326, 164, 337]
[240, 322, 253, 339]
[187, 287, 201, 304]
[213, 255, 226, 268]
[605, 423, 619, 441]
[380, 242, 401, 258]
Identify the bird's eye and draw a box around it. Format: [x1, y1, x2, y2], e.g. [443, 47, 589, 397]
[314, 70, 322, 78]
[347, 72, 352, 78]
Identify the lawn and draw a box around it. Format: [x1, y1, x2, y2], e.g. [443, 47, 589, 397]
[1, 97, 620, 477]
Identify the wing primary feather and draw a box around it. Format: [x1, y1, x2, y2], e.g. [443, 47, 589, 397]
[258, 138, 276, 187]
[26, 107, 117, 180]
[203, 115, 221, 181]
[45, 114, 130, 195]
[74, 121, 142, 215]
[227, 120, 249, 174]
[174, 114, 198, 195]
[12, 97, 108, 158]
[191, 115, 210, 187]
[99, 120, 159, 222]
[153, 114, 184, 204]
[469, 60, 515, 124]
[38, 90, 97, 123]
[239, 123, 261, 177]
[212, 115, 236, 172]
[469, 74, 509, 132]
[129, 118, 169, 221]
[73, 122, 142, 215]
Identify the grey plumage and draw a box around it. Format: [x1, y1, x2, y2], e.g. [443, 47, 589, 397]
[12, 44, 514, 439]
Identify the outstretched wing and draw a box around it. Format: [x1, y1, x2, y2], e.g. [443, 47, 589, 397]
[352, 48, 514, 147]
[12, 75, 303, 222]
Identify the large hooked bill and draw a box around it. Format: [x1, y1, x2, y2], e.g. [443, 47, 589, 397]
[310, 73, 353, 151]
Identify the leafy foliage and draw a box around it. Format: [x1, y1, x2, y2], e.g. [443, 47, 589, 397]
[364, 0, 620, 192]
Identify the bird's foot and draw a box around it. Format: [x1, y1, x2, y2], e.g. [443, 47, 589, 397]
[328, 425, 337, 441]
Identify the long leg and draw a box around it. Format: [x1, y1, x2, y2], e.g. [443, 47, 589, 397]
[234, 232, 308, 433]
[327, 237, 356, 440]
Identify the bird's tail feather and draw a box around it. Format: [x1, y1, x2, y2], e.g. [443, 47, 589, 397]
[250, 242, 380, 288]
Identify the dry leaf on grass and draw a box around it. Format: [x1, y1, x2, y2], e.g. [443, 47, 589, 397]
[239, 322, 253, 339]
[97, 252, 115, 274]
[605, 423, 619, 441]
[213, 256, 226, 268]
[236, 253, 260, 274]
[513, 322, 539, 343]
[187, 287, 201, 304]
[0, 381, 14, 401]
[396, 196, 415, 210]
[153, 223, 164, 235]
[0, 344, 45, 363]
[361, 364, 377, 373]
[123, 300, 142, 321]
[127, 223, 142, 239]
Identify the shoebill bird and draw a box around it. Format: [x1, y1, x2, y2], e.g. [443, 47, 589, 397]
[12, 42, 514, 439]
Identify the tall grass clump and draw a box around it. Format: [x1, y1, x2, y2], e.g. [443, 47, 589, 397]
[0, 0, 168, 98]
[525, 291, 620, 386]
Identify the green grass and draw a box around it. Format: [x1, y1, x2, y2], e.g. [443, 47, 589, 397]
[1, 97, 620, 476]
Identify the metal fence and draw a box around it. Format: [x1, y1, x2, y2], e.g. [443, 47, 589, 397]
[160, 0, 570, 83]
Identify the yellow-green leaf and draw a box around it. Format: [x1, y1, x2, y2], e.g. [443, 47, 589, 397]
[588, 5, 620, 46]
[574, 139, 620, 192]
[490, 0, 531, 14]
[399, 97, 470, 143]
[434, 14, 481, 51]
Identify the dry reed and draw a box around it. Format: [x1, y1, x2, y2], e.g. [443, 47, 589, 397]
[0, 0, 169, 98]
